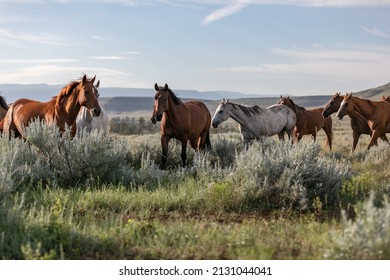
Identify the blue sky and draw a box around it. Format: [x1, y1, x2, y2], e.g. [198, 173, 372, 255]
[0, 0, 390, 96]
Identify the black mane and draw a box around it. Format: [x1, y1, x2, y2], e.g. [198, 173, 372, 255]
[0, 95, 9, 110]
[160, 87, 182, 105]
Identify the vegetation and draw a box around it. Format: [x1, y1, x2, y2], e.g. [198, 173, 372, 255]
[0, 120, 389, 260]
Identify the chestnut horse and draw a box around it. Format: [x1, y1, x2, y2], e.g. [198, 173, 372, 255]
[151, 83, 211, 169]
[279, 96, 333, 150]
[1, 75, 101, 138]
[336, 93, 390, 149]
[323, 92, 388, 151]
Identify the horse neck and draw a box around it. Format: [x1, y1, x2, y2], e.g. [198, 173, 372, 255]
[228, 104, 257, 129]
[56, 88, 82, 125]
[164, 95, 183, 123]
[351, 97, 375, 120]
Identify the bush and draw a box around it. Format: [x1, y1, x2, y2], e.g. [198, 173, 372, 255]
[233, 140, 351, 211]
[326, 194, 390, 259]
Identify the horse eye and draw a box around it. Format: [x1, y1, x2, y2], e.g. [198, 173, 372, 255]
[219, 110, 223, 114]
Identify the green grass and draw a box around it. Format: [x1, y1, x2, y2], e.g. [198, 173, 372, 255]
[1, 120, 389, 260]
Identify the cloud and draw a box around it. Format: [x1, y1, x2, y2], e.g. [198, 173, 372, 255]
[216, 45, 390, 79]
[0, 58, 78, 63]
[202, 1, 249, 25]
[0, 28, 71, 47]
[362, 27, 390, 38]
[202, 0, 390, 24]
[0, 64, 141, 87]
[91, 56, 127, 60]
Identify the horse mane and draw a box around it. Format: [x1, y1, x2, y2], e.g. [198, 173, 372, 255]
[0, 95, 9, 110]
[56, 81, 81, 106]
[166, 88, 182, 105]
[231, 102, 263, 117]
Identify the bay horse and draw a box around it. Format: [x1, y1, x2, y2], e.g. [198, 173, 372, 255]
[323, 92, 388, 151]
[279, 96, 333, 150]
[211, 99, 296, 149]
[1, 74, 101, 138]
[336, 93, 390, 149]
[151, 83, 211, 169]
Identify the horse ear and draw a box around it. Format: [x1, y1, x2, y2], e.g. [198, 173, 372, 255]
[154, 83, 159, 91]
[335, 92, 340, 97]
[164, 84, 168, 91]
[82, 74, 87, 84]
[90, 75, 96, 85]
[221, 98, 225, 104]
[96, 80, 100, 88]
[226, 99, 229, 103]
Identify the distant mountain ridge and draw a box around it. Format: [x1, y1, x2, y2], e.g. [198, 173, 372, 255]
[1, 82, 390, 115]
[0, 83, 265, 103]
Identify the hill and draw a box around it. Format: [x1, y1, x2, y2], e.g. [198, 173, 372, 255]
[353, 82, 390, 100]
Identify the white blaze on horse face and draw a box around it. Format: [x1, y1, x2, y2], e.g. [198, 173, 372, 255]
[336, 99, 348, 120]
[212, 103, 228, 128]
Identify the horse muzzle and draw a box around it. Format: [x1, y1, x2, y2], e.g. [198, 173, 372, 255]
[91, 107, 101, 117]
[336, 113, 344, 120]
[212, 121, 219, 128]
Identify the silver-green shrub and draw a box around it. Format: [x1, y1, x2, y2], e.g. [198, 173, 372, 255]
[326, 194, 390, 259]
[233, 140, 351, 210]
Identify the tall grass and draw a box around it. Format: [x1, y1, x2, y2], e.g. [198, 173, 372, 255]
[0, 120, 388, 259]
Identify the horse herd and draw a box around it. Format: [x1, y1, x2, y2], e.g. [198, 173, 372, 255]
[1, 75, 390, 169]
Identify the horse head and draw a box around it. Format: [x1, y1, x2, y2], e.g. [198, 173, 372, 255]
[336, 92, 353, 120]
[322, 92, 342, 118]
[78, 75, 101, 117]
[211, 98, 230, 128]
[152, 83, 170, 122]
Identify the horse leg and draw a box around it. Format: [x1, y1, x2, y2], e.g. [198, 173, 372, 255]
[160, 135, 170, 169]
[181, 139, 188, 167]
[277, 129, 285, 141]
[367, 130, 381, 150]
[352, 130, 361, 152]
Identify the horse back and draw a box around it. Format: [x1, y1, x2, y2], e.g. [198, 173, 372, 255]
[185, 100, 211, 130]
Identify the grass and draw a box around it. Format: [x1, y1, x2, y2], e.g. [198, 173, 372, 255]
[0, 119, 389, 260]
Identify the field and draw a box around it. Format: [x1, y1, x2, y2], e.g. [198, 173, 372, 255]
[0, 114, 390, 260]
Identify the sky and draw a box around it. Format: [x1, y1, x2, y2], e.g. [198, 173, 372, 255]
[0, 0, 390, 96]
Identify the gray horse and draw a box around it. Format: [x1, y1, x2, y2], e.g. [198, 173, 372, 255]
[211, 99, 296, 148]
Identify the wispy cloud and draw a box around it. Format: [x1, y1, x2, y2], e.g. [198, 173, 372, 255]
[202, 0, 390, 24]
[216, 45, 390, 78]
[91, 56, 127, 61]
[202, 1, 248, 25]
[0, 28, 71, 47]
[0, 58, 78, 63]
[362, 26, 390, 38]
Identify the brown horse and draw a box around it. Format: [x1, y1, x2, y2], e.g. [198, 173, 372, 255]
[336, 93, 390, 149]
[279, 96, 333, 150]
[151, 83, 211, 169]
[323, 92, 388, 151]
[1, 75, 101, 138]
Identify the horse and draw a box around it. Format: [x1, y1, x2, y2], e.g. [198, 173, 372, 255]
[279, 96, 333, 150]
[1, 74, 101, 139]
[76, 104, 110, 134]
[0, 95, 9, 133]
[336, 93, 390, 149]
[211, 98, 296, 149]
[76, 80, 110, 134]
[323, 92, 388, 151]
[0, 95, 8, 119]
[151, 83, 211, 169]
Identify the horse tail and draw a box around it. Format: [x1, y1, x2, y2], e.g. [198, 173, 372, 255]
[323, 115, 333, 150]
